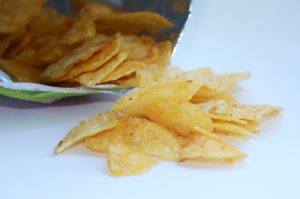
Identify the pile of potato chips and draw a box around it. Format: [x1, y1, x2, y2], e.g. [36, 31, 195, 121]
[55, 67, 281, 176]
[0, 0, 173, 86]
[0, 0, 281, 176]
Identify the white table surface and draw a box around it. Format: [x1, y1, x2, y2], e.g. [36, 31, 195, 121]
[1, 1, 300, 198]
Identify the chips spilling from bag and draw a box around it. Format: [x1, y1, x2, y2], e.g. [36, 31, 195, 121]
[0, 0, 173, 87]
[55, 68, 281, 176]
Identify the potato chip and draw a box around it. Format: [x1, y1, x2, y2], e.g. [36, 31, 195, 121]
[86, 116, 180, 161]
[41, 34, 110, 82]
[209, 114, 248, 125]
[179, 135, 246, 162]
[213, 122, 256, 137]
[192, 93, 237, 104]
[166, 67, 250, 98]
[61, 18, 96, 44]
[77, 51, 128, 86]
[102, 61, 144, 83]
[136, 64, 164, 87]
[143, 102, 217, 139]
[113, 80, 202, 116]
[154, 41, 173, 69]
[122, 117, 181, 161]
[95, 12, 173, 35]
[0, 59, 42, 83]
[198, 100, 282, 121]
[55, 111, 119, 154]
[0, 0, 44, 33]
[119, 35, 155, 61]
[115, 74, 139, 87]
[63, 35, 120, 80]
[107, 144, 157, 176]
[79, 3, 116, 20]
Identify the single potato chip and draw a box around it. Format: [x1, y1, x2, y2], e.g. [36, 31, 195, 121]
[77, 51, 129, 86]
[61, 18, 96, 44]
[64, 35, 120, 80]
[0, 59, 42, 83]
[115, 74, 139, 87]
[95, 12, 173, 34]
[136, 64, 164, 87]
[79, 3, 116, 20]
[198, 100, 282, 121]
[55, 111, 119, 154]
[154, 41, 173, 69]
[213, 122, 256, 137]
[143, 102, 216, 139]
[41, 34, 110, 82]
[209, 114, 248, 125]
[113, 80, 202, 116]
[107, 144, 157, 176]
[86, 116, 180, 161]
[179, 135, 246, 162]
[192, 93, 237, 104]
[102, 61, 144, 83]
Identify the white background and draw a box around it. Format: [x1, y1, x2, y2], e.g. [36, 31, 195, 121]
[1, 0, 300, 198]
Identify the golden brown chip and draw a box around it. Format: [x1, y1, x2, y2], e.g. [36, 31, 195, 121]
[41, 34, 110, 82]
[102, 61, 144, 83]
[107, 144, 157, 176]
[198, 100, 282, 121]
[115, 74, 139, 87]
[64, 35, 120, 80]
[85, 116, 180, 161]
[0, 59, 42, 83]
[77, 51, 128, 86]
[213, 122, 256, 137]
[95, 12, 173, 35]
[55, 111, 119, 154]
[179, 135, 246, 162]
[136, 64, 164, 87]
[0, 0, 45, 33]
[143, 102, 217, 139]
[113, 80, 202, 116]
[209, 114, 248, 125]
[192, 93, 237, 104]
[119, 35, 155, 61]
[79, 3, 116, 20]
[154, 41, 173, 69]
[61, 18, 96, 44]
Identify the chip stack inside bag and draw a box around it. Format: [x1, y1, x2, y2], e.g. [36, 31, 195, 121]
[55, 68, 281, 176]
[0, 0, 173, 87]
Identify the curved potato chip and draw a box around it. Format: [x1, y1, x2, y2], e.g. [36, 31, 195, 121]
[209, 114, 248, 125]
[41, 34, 110, 81]
[115, 74, 139, 87]
[77, 51, 129, 86]
[85, 116, 180, 161]
[55, 111, 119, 154]
[0, 59, 42, 83]
[213, 122, 256, 137]
[107, 144, 157, 176]
[79, 3, 116, 20]
[102, 61, 144, 82]
[198, 100, 282, 121]
[143, 102, 216, 139]
[63, 35, 120, 80]
[136, 64, 164, 87]
[192, 93, 237, 104]
[113, 80, 202, 116]
[179, 135, 246, 162]
[95, 12, 173, 34]
[154, 41, 173, 69]
[61, 18, 96, 44]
